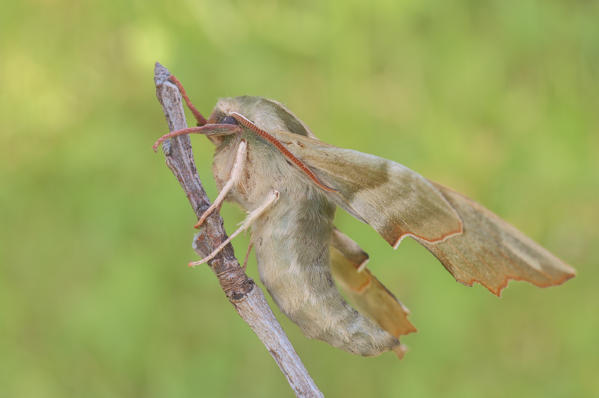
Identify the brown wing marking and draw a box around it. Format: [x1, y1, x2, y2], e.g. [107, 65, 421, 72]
[270, 130, 464, 246]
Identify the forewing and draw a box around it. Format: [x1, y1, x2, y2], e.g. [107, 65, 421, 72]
[269, 130, 573, 296]
[420, 182, 576, 295]
[330, 229, 417, 338]
[271, 130, 463, 246]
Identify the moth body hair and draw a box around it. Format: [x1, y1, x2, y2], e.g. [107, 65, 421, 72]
[211, 128, 399, 356]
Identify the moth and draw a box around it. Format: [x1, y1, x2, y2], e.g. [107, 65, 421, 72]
[154, 75, 575, 358]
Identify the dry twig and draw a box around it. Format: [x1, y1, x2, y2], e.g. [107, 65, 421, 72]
[153, 62, 323, 398]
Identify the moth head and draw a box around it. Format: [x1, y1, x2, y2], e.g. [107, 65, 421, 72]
[209, 96, 317, 138]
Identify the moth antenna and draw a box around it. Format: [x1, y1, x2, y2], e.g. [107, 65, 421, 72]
[229, 112, 337, 193]
[194, 140, 247, 228]
[152, 124, 242, 152]
[189, 190, 280, 267]
[168, 75, 207, 126]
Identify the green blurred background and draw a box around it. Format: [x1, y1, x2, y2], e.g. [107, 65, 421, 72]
[1, 0, 598, 397]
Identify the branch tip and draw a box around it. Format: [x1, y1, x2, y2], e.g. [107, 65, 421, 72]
[154, 62, 171, 87]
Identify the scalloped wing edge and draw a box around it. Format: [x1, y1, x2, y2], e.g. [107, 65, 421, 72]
[419, 182, 576, 296]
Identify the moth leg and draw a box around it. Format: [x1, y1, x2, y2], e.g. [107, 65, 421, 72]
[167, 75, 207, 126]
[242, 243, 253, 270]
[194, 140, 247, 228]
[152, 124, 242, 151]
[189, 190, 280, 267]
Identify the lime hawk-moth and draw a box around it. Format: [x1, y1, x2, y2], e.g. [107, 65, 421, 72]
[154, 75, 575, 358]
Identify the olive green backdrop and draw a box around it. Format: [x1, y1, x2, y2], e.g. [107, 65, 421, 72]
[1, 1, 598, 397]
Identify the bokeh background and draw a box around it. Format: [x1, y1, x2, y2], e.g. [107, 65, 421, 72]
[1, 1, 598, 397]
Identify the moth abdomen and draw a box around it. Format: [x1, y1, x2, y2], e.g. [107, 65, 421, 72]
[260, 247, 399, 356]
[252, 191, 399, 356]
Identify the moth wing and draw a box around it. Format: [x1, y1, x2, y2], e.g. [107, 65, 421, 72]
[271, 130, 463, 246]
[419, 182, 575, 295]
[330, 229, 416, 339]
[271, 130, 574, 295]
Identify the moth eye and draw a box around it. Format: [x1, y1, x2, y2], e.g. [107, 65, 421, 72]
[220, 115, 238, 125]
